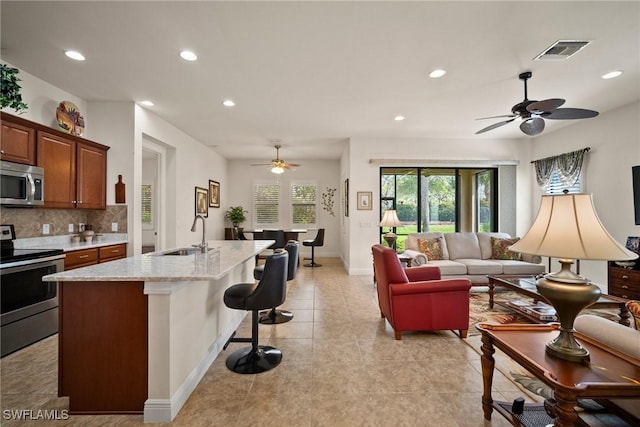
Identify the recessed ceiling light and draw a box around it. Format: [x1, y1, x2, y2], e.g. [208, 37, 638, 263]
[601, 70, 623, 80]
[140, 100, 155, 107]
[222, 99, 236, 107]
[394, 115, 405, 121]
[180, 50, 198, 61]
[429, 69, 446, 78]
[65, 50, 85, 61]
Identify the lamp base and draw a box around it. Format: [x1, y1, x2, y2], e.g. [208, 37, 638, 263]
[383, 233, 397, 249]
[536, 260, 601, 362]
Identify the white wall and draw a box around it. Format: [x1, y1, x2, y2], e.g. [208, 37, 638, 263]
[227, 158, 341, 258]
[0, 62, 87, 129]
[531, 101, 640, 288]
[6, 65, 228, 256]
[345, 136, 531, 274]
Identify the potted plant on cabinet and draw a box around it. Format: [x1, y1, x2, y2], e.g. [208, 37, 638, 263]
[225, 206, 247, 228]
[1, 64, 28, 113]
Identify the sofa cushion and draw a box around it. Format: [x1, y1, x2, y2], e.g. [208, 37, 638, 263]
[575, 314, 640, 361]
[417, 237, 445, 260]
[490, 236, 522, 261]
[627, 300, 640, 330]
[477, 232, 511, 259]
[456, 259, 503, 275]
[406, 232, 449, 259]
[444, 233, 481, 260]
[493, 260, 546, 275]
[425, 260, 467, 275]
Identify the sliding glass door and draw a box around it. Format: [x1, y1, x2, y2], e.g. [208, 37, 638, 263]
[380, 167, 497, 250]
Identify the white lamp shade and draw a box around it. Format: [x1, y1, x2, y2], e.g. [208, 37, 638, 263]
[379, 210, 401, 228]
[510, 193, 638, 261]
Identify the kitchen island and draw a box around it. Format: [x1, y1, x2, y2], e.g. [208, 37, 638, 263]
[43, 240, 273, 423]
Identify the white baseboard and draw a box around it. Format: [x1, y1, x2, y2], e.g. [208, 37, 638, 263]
[143, 313, 247, 423]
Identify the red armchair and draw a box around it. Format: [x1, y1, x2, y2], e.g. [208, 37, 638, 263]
[372, 244, 472, 340]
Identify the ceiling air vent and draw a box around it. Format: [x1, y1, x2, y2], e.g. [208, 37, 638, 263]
[534, 40, 591, 61]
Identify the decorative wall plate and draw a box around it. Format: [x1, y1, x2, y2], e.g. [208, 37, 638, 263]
[56, 100, 85, 136]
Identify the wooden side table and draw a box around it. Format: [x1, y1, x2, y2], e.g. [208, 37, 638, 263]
[477, 323, 640, 427]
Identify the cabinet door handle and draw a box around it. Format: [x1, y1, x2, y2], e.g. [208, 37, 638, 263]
[622, 285, 629, 289]
[622, 295, 629, 299]
[622, 275, 629, 279]
[79, 255, 89, 259]
[111, 250, 119, 253]
[0, 149, 4, 154]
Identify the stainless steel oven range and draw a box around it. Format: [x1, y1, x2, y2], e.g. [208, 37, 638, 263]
[1, 224, 64, 357]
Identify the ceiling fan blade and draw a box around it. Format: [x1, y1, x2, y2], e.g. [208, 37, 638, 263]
[545, 108, 599, 120]
[283, 163, 301, 168]
[526, 98, 565, 114]
[520, 117, 545, 136]
[476, 114, 516, 120]
[475, 118, 516, 134]
[250, 163, 272, 166]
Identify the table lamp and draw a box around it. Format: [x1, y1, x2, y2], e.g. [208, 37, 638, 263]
[380, 210, 402, 249]
[510, 192, 638, 362]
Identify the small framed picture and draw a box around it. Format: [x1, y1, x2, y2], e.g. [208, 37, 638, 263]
[357, 191, 372, 210]
[209, 180, 220, 208]
[626, 236, 639, 254]
[344, 179, 349, 217]
[195, 186, 208, 217]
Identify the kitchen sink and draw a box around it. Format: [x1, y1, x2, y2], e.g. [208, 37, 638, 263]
[159, 247, 202, 256]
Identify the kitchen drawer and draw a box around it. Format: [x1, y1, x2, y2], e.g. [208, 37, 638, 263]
[608, 264, 640, 299]
[65, 248, 99, 270]
[99, 244, 127, 262]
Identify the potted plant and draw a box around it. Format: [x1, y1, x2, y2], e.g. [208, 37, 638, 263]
[225, 206, 247, 227]
[1, 64, 28, 113]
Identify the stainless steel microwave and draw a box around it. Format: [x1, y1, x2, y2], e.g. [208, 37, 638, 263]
[0, 161, 45, 206]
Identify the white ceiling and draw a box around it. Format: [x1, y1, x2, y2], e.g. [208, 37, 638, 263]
[1, 1, 638, 162]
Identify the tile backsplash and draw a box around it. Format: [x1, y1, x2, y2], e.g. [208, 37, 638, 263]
[0, 205, 127, 238]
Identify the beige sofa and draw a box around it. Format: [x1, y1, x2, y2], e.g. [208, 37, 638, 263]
[403, 232, 545, 284]
[574, 314, 639, 421]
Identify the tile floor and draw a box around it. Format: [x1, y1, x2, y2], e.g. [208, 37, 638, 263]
[1, 257, 533, 426]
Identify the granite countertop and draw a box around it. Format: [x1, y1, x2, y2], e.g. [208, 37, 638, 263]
[43, 240, 273, 282]
[14, 233, 128, 252]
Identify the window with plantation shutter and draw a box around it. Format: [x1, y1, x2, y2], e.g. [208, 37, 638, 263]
[141, 184, 153, 227]
[291, 182, 317, 226]
[253, 183, 280, 227]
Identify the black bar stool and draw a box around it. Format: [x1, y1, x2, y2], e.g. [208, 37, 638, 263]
[223, 250, 288, 374]
[254, 240, 298, 324]
[303, 228, 324, 267]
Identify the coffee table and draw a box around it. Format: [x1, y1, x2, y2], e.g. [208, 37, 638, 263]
[487, 275, 631, 326]
[478, 323, 640, 427]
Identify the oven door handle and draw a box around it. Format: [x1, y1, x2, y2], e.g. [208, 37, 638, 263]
[0, 254, 66, 270]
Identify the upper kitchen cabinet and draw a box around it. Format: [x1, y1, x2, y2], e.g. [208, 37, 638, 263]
[37, 132, 108, 209]
[1, 113, 36, 165]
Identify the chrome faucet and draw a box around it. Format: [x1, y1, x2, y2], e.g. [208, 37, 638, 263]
[190, 215, 208, 253]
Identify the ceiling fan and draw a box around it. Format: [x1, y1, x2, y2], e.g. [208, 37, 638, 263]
[475, 71, 599, 136]
[251, 144, 301, 174]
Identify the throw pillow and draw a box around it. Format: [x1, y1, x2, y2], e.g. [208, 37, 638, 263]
[490, 236, 522, 261]
[626, 300, 640, 330]
[417, 237, 444, 260]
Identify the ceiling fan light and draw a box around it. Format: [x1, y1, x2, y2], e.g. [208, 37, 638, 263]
[520, 117, 545, 136]
[271, 166, 285, 174]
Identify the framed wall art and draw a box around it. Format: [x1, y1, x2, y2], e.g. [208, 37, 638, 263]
[209, 180, 220, 208]
[344, 179, 349, 217]
[357, 191, 372, 210]
[195, 186, 208, 217]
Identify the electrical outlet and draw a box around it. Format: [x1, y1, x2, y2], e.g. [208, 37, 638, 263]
[42, 224, 50, 235]
[111, 222, 118, 232]
[68, 224, 74, 233]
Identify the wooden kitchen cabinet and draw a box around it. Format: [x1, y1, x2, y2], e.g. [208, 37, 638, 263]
[99, 244, 127, 262]
[37, 131, 107, 209]
[1, 113, 36, 165]
[65, 248, 99, 270]
[608, 262, 640, 300]
[65, 244, 128, 270]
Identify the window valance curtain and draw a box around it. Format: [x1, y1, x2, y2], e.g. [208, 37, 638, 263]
[532, 148, 590, 190]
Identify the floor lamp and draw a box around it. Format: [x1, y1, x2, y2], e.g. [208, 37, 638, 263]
[380, 210, 401, 250]
[510, 192, 638, 362]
